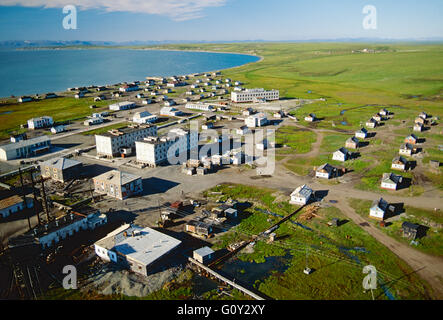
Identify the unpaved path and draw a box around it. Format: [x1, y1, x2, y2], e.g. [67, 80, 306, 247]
[334, 200, 443, 299]
[279, 131, 325, 165]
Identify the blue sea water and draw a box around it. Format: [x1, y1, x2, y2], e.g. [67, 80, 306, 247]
[0, 49, 260, 97]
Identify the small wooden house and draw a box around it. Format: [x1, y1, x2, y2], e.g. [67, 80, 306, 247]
[185, 220, 213, 238]
[391, 156, 408, 171]
[315, 163, 337, 179]
[401, 222, 420, 240]
[193, 247, 215, 264]
[414, 117, 426, 125]
[345, 136, 360, 149]
[399, 143, 415, 156]
[372, 113, 382, 122]
[366, 118, 378, 129]
[369, 198, 394, 221]
[305, 113, 317, 122]
[332, 147, 352, 162]
[355, 128, 368, 139]
[413, 123, 424, 132]
[381, 173, 403, 191]
[404, 134, 418, 145]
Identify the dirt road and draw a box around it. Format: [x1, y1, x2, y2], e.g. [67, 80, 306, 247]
[334, 201, 443, 299]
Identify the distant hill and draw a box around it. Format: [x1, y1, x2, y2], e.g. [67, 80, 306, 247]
[1, 38, 442, 49]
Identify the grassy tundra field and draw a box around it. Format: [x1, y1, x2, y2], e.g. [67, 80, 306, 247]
[0, 96, 114, 139]
[151, 42, 443, 110]
[1, 42, 442, 137]
[204, 184, 432, 300]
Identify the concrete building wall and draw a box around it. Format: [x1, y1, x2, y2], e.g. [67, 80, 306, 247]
[332, 152, 346, 162]
[399, 149, 412, 156]
[231, 89, 279, 103]
[41, 163, 82, 182]
[38, 219, 87, 249]
[95, 135, 114, 156]
[290, 196, 309, 205]
[93, 177, 143, 200]
[381, 182, 397, 190]
[94, 245, 117, 263]
[392, 163, 406, 171]
[0, 202, 24, 218]
[316, 171, 331, 179]
[0, 139, 51, 161]
[95, 126, 158, 158]
[369, 208, 385, 220]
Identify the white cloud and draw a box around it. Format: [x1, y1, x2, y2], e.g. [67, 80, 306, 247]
[0, 0, 227, 21]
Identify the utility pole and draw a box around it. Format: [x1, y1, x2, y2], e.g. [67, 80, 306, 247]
[40, 176, 50, 222]
[30, 169, 41, 226]
[18, 167, 31, 231]
[158, 200, 162, 221]
[89, 179, 95, 203]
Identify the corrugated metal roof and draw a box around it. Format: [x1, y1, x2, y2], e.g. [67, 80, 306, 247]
[93, 170, 141, 186]
[40, 157, 82, 170]
[96, 225, 181, 266]
[194, 246, 214, 257]
[0, 195, 24, 210]
[291, 184, 313, 199]
[0, 136, 50, 152]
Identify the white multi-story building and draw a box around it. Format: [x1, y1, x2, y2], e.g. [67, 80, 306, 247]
[185, 103, 215, 112]
[95, 124, 157, 158]
[27, 116, 54, 129]
[135, 128, 198, 167]
[231, 88, 279, 103]
[245, 113, 268, 128]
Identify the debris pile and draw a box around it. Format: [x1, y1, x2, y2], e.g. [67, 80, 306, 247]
[298, 204, 320, 221]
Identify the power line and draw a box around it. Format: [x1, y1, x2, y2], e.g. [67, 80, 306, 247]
[159, 203, 414, 290]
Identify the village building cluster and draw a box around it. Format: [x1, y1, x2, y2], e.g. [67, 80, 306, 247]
[0, 66, 439, 298]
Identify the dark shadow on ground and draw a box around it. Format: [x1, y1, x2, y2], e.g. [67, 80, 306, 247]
[52, 143, 82, 149]
[314, 190, 329, 201]
[141, 177, 180, 196]
[397, 178, 412, 191]
[83, 164, 114, 178]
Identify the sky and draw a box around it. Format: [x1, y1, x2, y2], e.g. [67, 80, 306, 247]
[0, 0, 442, 42]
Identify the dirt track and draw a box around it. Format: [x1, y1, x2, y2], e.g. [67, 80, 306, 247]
[334, 201, 443, 299]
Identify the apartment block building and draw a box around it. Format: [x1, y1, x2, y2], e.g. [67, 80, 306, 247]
[95, 124, 157, 158]
[135, 128, 198, 167]
[231, 88, 279, 103]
